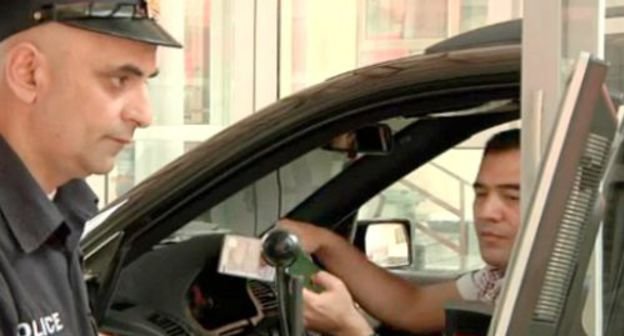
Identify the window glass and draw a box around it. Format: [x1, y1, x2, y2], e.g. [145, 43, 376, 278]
[365, 0, 447, 39]
[168, 148, 351, 241]
[460, 0, 488, 32]
[184, 0, 212, 125]
[358, 148, 484, 272]
[281, 0, 518, 274]
[281, 0, 516, 96]
[105, 0, 244, 203]
[102, 0, 520, 206]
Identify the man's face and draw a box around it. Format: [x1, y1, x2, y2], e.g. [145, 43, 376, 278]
[472, 148, 520, 270]
[31, 25, 157, 178]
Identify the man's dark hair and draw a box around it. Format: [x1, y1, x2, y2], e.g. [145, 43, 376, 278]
[484, 128, 520, 155]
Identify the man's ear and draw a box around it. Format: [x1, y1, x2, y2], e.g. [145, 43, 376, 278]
[3, 42, 46, 104]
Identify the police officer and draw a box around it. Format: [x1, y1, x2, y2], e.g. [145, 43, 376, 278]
[0, 1, 181, 335]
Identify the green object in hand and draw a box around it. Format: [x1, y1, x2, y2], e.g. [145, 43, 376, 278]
[286, 251, 323, 293]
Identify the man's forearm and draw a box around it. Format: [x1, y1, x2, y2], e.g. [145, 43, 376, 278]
[280, 219, 450, 332]
[313, 232, 424, 329]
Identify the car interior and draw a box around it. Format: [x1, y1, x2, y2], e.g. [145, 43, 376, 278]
[96, 93, 520, 335]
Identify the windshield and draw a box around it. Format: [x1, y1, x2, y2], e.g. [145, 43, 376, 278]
[164, 148, 352, 243]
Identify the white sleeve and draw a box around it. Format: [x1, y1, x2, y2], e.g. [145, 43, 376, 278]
[456, 269, 479, 300]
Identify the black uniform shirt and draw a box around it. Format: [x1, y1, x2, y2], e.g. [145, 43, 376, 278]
[0, 137, 99, 336]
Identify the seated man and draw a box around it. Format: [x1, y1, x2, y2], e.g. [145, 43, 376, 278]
[280, 128, 520, 335]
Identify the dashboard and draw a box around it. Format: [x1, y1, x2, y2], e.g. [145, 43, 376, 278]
[101, 234, 279, 336]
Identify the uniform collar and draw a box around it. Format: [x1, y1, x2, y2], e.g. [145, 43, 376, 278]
[54, 180, 99, 250]
[0, 137, 98, 253]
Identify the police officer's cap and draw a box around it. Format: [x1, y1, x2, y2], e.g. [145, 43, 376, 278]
[0, 0, 182, 48]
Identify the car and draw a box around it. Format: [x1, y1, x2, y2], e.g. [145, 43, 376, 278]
[82, 21, 523, 335]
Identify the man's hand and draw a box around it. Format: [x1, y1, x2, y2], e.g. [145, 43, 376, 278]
[302, 271, 373, 336]
[278, 219, 330, 254]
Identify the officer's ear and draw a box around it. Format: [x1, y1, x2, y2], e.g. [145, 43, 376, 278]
[3, 42, 47, 104]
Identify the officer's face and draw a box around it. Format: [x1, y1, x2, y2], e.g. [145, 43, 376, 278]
[33, 24, 157, 178]
[472, 148, 520, 271]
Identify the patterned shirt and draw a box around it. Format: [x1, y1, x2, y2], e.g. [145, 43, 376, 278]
[456, 266, 505, 303]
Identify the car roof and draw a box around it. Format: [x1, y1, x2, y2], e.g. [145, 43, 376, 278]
[425, 19, 521, 54]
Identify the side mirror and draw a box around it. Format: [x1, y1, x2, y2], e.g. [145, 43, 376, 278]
[324, 124, 393, 156]
[354, 219, 412, 268]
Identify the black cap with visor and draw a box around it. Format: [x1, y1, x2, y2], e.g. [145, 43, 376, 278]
[0, 0, 182, 48]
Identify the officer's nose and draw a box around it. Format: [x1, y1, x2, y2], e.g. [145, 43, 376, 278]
[123, 85, 153, 128]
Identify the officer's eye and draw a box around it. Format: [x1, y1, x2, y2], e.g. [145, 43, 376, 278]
[111, 75, 130, 88]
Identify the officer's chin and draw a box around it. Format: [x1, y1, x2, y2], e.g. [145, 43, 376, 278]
[87, 159, 117, 176]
